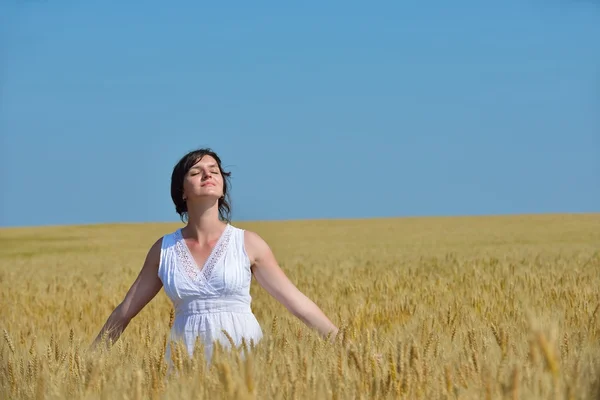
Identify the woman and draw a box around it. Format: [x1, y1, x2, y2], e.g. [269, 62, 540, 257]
[91, 148, 338, 363]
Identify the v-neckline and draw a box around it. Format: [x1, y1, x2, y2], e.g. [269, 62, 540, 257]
[178, 224, 230, 276]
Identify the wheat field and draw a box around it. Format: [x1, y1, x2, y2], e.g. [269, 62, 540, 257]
[1, 213, 599, 399]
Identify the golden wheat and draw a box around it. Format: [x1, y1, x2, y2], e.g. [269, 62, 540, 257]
[1, 214, 600, 399]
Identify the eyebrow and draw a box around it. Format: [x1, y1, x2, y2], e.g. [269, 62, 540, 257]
[190, 163, 218, 170]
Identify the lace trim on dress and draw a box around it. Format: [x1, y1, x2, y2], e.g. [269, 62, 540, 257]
[202, 225, 232, 281]
[174, 225, 232, 283]
[174, 231, 199, 281]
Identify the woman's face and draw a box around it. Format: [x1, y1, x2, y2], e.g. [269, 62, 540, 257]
[182, 155, 224, 202]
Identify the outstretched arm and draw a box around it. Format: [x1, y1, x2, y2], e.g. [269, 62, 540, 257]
[244, 230, 338, 340]
[90, 238, 164, 351]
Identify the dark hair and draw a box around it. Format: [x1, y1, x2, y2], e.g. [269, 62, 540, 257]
[170, 148, 232, 223]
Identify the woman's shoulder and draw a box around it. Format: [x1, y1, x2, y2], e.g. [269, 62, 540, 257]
[228, 224, 262, 244]
[233, 227, 272, 263]
[147, 229, 180, 254]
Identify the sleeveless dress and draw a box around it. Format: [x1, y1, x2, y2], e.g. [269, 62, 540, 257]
[158, 223, 263, 365]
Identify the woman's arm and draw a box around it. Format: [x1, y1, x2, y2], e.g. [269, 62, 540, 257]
[90, 238, 164, 351]
[244, 230, 338, 340]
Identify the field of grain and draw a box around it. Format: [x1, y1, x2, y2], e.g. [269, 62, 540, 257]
[1, 214, 599, 399]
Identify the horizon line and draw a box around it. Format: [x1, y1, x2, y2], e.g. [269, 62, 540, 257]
[1, 211, 598, 231]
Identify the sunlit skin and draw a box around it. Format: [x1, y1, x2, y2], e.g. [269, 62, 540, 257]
[91, 155, 338, 350]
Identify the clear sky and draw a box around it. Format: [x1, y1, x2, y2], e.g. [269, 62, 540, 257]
[1, 1, 598, 227]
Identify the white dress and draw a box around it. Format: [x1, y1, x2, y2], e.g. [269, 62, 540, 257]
[158, 223, 263, 365]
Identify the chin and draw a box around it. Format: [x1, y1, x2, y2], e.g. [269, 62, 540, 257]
[199, 192, 222, 199]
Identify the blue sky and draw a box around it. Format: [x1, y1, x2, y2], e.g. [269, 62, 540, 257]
[1, 1, 598, 227]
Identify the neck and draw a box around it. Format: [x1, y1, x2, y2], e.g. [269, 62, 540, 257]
[184, 201, 226, 239]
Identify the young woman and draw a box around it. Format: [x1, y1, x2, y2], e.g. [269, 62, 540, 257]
[91, 148, 338, 363]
